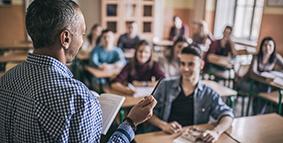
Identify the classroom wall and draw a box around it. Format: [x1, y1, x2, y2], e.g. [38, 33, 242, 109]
[204, 0, 216, 33]
[78, 0, 101, 34]
[0, 3, 25, 44]
[259, 5, 283, 55]
[163, 0, 195, 39]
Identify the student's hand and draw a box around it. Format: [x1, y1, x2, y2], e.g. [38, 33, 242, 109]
[127, 96, 157, 126]
[126, 84, 136, 95]
[99, 64, 112, 70]
[201, 130, 220, 143]
[132, 81, 146, 87]
[160, 121, 182, 134]
[124, 87, 136, 95]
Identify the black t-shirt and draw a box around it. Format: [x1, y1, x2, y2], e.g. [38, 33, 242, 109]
[168, 86, 194, 126]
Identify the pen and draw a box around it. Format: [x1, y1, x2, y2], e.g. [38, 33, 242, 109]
[150, 78, 163, 95]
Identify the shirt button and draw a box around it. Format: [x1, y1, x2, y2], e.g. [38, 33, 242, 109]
[202, 108, 205, 112]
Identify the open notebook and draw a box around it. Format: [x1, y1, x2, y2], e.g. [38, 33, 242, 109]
[91, 91, 125, 135]
[173, 127, 205, 143]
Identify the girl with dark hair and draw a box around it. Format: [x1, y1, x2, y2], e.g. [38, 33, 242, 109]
[159, 36, 189, 77]
[252, 37, 283, 74]
[237, 37, 283, 91]
[236, 37, 283, 114]
[168, 16, 188, 41]
[81, 23, 102, 52]
[111, 40, 165, 95]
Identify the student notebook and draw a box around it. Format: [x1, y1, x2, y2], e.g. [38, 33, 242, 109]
[173, 127, 204, 143]
[91, 91, 125, 135]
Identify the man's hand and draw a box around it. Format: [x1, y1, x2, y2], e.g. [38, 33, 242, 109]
[201, 130, 220, 143]
[127, 96, 157, 126]
[160, 121, 182, 134]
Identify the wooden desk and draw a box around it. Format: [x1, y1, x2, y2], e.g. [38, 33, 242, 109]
[226, 113, 283, 143]
[258, 91, 283, 104]
[105, 80, 236, 108]
[203, 80, 237, 97]
[0, 53, 28, 63]
[234, 44, 257, 55]
[208, 57, 234, 69]
[85, 66, 120, 78]
[249, 73, 283, 114]
[103, 86, 144, 108]
[135, 124, 238, 143]
[77, 50, 90, 60]
[153, 40, 173, 47]
[0, 42, 32, 51]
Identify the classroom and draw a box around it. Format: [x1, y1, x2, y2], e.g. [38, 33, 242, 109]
[1, 0, 283, 142]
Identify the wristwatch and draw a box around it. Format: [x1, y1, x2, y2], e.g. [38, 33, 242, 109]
[124, 117, 137, 132]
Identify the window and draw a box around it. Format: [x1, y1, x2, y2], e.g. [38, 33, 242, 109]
[214, 0, 264, 42]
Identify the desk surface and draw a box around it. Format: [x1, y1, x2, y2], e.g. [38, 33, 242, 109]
[208, 57, 234, 69]
[77, 50, 90, 60]
[85, 66, 120, 78]
[103, 87, 144, 107]
[0, 43, 33, 50]
[202, 80, 237, 97]
[234, 44, 257, 55]
[0, 53, 27, 63]
[135, 124, 237, 143]
[250, 73, 283, 89]
[226, 113, 283, 143]
[104, 80, 237, 108]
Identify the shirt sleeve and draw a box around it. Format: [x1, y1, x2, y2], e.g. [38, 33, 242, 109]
[276, 53, 283, 68]
[112, 64, 130, 83]
[210, 91, 234, 121]
[117, 35, 124, 49]
[89, 47, 101, 67]
[114, 48, 126, 67]
[152, 80, 166, 118]
[107, 121, 135, 143]
[152, 62, 165, 80]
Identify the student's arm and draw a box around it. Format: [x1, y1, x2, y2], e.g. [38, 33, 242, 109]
[229, 41, 237, 56]
[203, 90, 233, 142]
[251, 56, 260, 75]
[152, 62, 165, 80]
[148, 115, 182, 134]
[276, 53, 283, 68]
[207, 54, 230, 63]
[201, 116, 233, 143]
[113, 48, 127, 68]
[111, 64, 135, 95]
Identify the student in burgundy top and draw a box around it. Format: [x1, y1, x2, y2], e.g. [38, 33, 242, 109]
[111, 40, 165, 95]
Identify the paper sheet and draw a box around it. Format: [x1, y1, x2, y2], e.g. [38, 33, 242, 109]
[133, 86, 154, 97]
[91, 91, 125, 135]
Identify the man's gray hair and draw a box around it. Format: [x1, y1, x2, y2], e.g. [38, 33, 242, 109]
[26, 0, 79, 48]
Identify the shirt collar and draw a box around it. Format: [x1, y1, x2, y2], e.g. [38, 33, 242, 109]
[174, 76, 204, 92]
[26, 53, 73, 77]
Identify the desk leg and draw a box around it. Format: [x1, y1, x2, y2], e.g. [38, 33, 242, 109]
[246, 80, 254, 116]
[278, 90, 283, 114]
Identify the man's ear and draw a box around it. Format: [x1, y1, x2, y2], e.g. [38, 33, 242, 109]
[60, 29, 72, 50]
